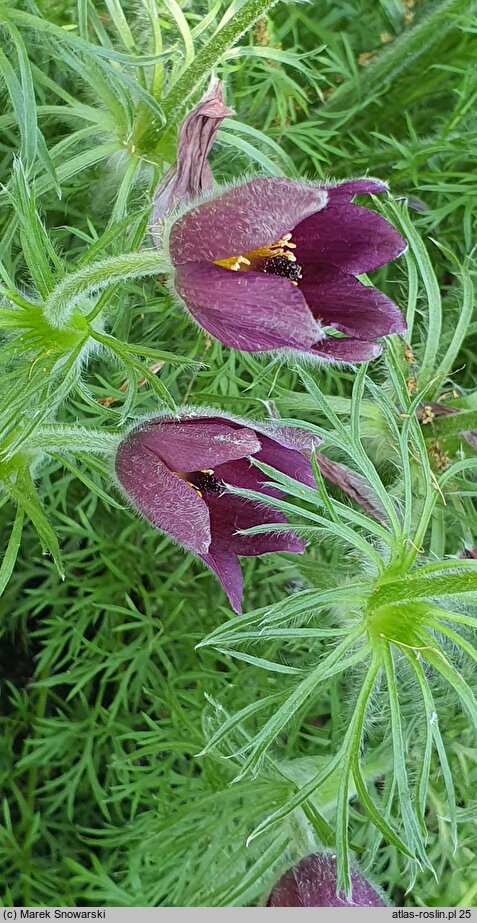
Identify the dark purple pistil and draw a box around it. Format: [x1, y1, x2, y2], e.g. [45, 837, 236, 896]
[262, 255, 303, 282]
[188, 469, 222, 494]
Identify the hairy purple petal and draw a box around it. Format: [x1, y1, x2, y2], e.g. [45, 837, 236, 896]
[201, 544, 243, 613]
[168, 178, 328, 264]
[201, 491, 304, 612]
[201, 490, 304, 613]
[133, 419, 261, 471]
[115, 437, 211, 555]
[255, 433, 316, 488]
[311, 337, 382, 362]
[174, 261, 322, 352]
[302, 269, 406, 339]
[215, 458, 282, 497]
[258, 420, 321, 455]
[151, 79, 233, 244]
[267, 854, 386, 907]
[255, 428, 384, 519]
[206, 490, 305, 557]
[293, 203, 407, 275]
[325, 178, 388, 203]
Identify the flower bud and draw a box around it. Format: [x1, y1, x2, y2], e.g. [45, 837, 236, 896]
[266, 854, 386, 907]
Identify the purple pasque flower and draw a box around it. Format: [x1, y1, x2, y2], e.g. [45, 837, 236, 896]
[114, 409, 381, 613]
[151, 78, 233, 246]
[266, 854, 387, 907]
[165, 176, 407, 362]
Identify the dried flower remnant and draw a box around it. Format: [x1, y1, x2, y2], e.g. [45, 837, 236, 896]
[115, 410, 383, 612]
[166, 177, 407, 362]
[151, 78, 233, 246]
[428, 441, 449, 471]
[266, 854, 386, 907]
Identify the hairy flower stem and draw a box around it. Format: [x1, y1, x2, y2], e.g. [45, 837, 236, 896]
[28, 425, 121, 458]
[161, 0, 279, 120]
[43, 251, 167, 329]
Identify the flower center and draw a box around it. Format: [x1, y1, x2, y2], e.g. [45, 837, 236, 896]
[214, 234, 303, 285]
[176, 468, 222, 498]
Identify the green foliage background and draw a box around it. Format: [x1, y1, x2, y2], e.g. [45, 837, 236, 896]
[1, 0, 477, 907]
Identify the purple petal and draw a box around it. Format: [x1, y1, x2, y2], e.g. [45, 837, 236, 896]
[174, 261, 321, 352]
[325, 178, 388, 203]
[201, 485, 305, 611]
[168, 178, 328, 264]
[206, 491, 305, 558]
[263, 424, 321, 456]
[201, 544, 243, 613]
[215, 457, 282, 498]
[267, 854, 386, 907]
[311, 337, 382, 362]
[133, 419, 261, 470]
[254, 433, 316, 489]
[302, 269, 406, 339]
[115, 438, 211, 555]
[293, 203, 407, 275]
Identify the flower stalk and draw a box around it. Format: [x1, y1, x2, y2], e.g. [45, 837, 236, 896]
[161, 0, 279, 120]
[42, 250, 167, 329]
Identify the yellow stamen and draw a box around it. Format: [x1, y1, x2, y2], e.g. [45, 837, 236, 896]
[214, 234, 297, 273]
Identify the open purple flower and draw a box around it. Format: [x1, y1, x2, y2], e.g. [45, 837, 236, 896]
[165, 177, 407, 362]
[266, 854, 387, 907]
[115, 410, 381, 612]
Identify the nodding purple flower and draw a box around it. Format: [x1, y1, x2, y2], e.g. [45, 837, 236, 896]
[115, 410, 382, 612]
[151, 78, 233, 246]
[266, 854, 387, 907]
[164, 177, 407, 362]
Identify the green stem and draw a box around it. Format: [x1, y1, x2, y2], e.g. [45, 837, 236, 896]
[27, 424, 121, 457]
[161, 0, 278, 119]
[43, 250, 166, 329]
